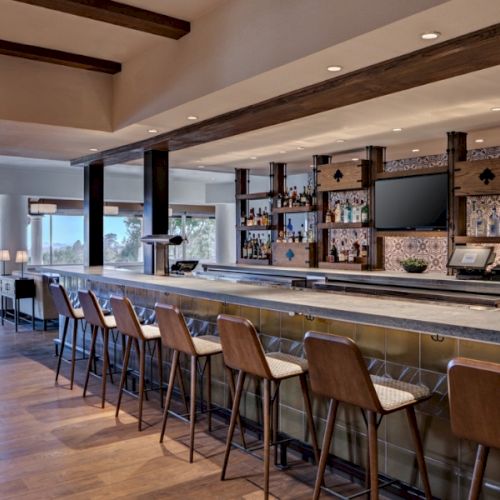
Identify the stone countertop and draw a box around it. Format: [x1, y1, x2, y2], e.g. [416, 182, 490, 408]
[48, 265, 500, 343]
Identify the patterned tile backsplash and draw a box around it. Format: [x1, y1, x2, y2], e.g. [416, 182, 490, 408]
[384, 237, 448, 272]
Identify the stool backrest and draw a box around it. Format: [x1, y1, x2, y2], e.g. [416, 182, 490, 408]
[110, 296, 144, 340]
[448, 357, 500, 449]
[304, 331, 382, 413]
[155, 303, 196, 356]
[78, 289, 107, 329]
[217, 314, 272, 379]
[49, 283, 75, 318]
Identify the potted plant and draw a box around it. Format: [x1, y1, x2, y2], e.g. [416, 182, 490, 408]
[400, 257, 428, 273]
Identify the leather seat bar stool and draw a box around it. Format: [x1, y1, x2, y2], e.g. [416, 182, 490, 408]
[304, 332, 432, 500]
[448, 357, 500, 500]
[156, 303, 246, 463]
[49, 283, 85, 389]
[110, 296, 164, 431]
[217, 314, 320, 499]
[79, 290, 117, 408]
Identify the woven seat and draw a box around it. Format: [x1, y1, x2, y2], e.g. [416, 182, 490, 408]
[141, 324, 161, 340]
[266, 352, 307, 379]
[371, 376, 430, 411]
[192, 335, 222, 356]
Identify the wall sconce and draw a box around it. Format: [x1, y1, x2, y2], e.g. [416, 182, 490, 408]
[0, 250, 10, 276]
[15, 250, 28, 278]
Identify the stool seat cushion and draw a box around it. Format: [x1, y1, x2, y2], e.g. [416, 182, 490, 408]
[141, 325, 161, 340]
[371, 376, 430, 411]
[266, 352, 307, 379]
[72, 307, 85, 320]
[103, 315, 117, 329]
[192, 335, 222, 356]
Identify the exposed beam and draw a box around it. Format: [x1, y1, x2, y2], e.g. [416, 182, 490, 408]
[72, 23, 500, 167]
[14, 0, 190, 39]
[0, 38, 121, 73]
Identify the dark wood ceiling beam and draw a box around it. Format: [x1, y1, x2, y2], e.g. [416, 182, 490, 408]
[14, 0, 190, 39]
[71, 23, 500, 166]
[0, 38, 121, 73]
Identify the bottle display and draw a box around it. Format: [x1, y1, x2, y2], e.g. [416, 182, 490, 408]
[241, 234, 272, 260]
[241, 204, 271, 227]
[324, 198, 369, 225]
[279, 184, 314, 209]
[469, 199, 500, 237]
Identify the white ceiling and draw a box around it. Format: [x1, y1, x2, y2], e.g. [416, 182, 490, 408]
[1, 0, 500, 177]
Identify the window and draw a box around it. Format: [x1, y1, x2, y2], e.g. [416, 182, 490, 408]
[168, 215, 216, 262]
[42, 215, 84, 265]
[104, 216, 143, 264]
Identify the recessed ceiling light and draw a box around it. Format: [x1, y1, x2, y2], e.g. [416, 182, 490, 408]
[336, 139, 345, 143]
[198, 165, 205, 169]
[250, 156, 257, 160]
[89, 148, 99, 152]
[491, 107, 500, 112]
[195, 160, 203, 163]
[147, 128, 158, 133]
[352, 158, 359, 161]
[309, 164, 314, 168]
[475, 139, 484, 143]
[421, 31, 441, 40]
[327, 65, 343, 72]
[412, 149, 420, 153]
[187, 115, 198, 120]
[296, 146, 305, 150]
[279, 150, 286, 154]
[392, 128, 403, 132]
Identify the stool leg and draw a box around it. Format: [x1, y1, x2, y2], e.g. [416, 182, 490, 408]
[263, 378, 271, 499]
[83, 325, 98, 397]
[100, 328, 111, 408]
[367, 411, 378, 500]
[115, 336, 132, 418]
[312, 399, 339, 500]
[272, 381, 280, 466]
[207, 356, 212, 432]
[405, 406, 432, 499]
[226, 366, 247, 449]
[55, 316, 69, 384]
[157, 339, 164, 407]
[469, 444, 489, 500]
[160, 349, 180, 443]
[300, 373, 320, 465]
[189, 356, 197, 463]
[69, 317, 78, 390]
[221, 370, 246, 480]
[177, 356, 189, 414]
[138, 339, 146, 431]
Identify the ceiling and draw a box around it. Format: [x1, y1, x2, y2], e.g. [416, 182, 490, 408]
[1, 0, 500, 179]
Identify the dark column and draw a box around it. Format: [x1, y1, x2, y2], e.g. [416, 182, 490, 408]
[313, 155, 332, 264]
[84, 161, 104, 267]
[143, 149, 169, 275]
[447, 132, 468, 274]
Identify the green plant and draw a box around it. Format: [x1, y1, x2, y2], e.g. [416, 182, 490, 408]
[399, 258, 428, 273]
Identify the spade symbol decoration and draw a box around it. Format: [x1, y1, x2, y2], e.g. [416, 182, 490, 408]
[286, 249, 295, 261]
[333, 169, 344, 183]
[479, 168, 495, 185]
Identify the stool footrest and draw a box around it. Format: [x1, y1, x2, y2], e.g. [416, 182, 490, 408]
[321, 479, 398, 500]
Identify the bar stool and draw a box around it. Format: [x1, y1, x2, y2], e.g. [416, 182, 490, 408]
[110, 296, 164, 431]
[50, 283, 85, 389]
[156, 303, 231, 463]
[217, 314, 320, 499]
[448, 357, 500, 500]
[79, 290, 117, 408]
[304, 331, 432, 500]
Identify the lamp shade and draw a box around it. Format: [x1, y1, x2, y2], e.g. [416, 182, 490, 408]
[15, 250, 28, 263]
[0, 250, 10, 262]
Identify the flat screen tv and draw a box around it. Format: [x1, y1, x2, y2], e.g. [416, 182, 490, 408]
[375, 173, 448, 230]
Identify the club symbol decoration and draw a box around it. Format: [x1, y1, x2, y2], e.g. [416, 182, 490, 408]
[286, 249, 295, 261]
[333, 169, 344, 182]
[479, 168, 495, 185]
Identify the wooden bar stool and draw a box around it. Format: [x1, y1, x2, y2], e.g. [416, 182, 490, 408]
[156, 303, 233, 463]
[448, 357, 500, 500]
[217, 314, 320, 499]
[50, 283, 85, 389]
[110, 296, 164, 431]
[79, 290, 117, 408]
[304, 331, 432, 500]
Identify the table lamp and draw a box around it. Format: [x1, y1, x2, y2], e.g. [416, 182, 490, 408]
[0, 250, 10, 276]
[15, 250, 28, 278]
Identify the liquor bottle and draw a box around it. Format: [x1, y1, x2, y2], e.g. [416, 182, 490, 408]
[276, 193, 282, 209]
[334, 200, 341, 223]
[476, 207, 486, 236]
[352, 240, 360, 263]
[361, 200, 369, 224]
[470, 200, 478, 236]
[266, 235, 272, 258]
[288, 188, 294, 207]
[257, 207, 263, 226]
[343, 200, 352, 224]
[241, 211, 246, 226]
[325, 208, 332, 224]
[242, 239, 248, 259]
[361, 237, 369, 260]
[328, 241, 338, 263]
[248, 207, 255, 226]
[352, 199, 359, 223]
[488, 206, 499, 237]
[338, 241, 346, 262]
[287, 218, 293, 233]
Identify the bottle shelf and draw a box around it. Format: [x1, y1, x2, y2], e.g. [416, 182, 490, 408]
[376, 230, 447, 238]
[318, 261, 368, 271]
[236, 192, 273, 201]
[318, 222, 369, 230]
[272, 206, 316, 214]
[237, 225, 274, 231]
[237, 258, 271, 265]
[455, 236, 500, 244]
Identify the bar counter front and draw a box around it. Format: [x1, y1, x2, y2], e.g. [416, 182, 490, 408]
[49, 265, 500, 499]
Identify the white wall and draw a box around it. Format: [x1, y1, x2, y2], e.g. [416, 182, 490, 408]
[0, 194, 28, 274]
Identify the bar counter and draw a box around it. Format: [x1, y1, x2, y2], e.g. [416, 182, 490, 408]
[48, 265, 500, 499]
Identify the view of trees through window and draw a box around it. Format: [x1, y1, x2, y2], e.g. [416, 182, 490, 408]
[169, 216, 216, 262]
[104, 216, 142, 263]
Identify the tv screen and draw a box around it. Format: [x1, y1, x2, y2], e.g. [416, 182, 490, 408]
[375, 173, 448, 230]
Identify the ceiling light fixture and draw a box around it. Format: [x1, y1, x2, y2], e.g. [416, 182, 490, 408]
[392, 128, 403, 132]
[250, 156, 257, 160]
[491, 107, 500, 112]
[187, 115, 198, 120]
[421, 31, 441, 40]
[327, 65, 343, 72]
[336, 139, 345, 143]
[352, 158, 359, 162]
[89, 148, 99, 152]
[412, 149, 420, 153]
[296, 146, 305, 150]
[475, 139, 484, 143]
[279, 150, 286, 154]
[198, 165, 205, 169]
[148, 129, 158, 133]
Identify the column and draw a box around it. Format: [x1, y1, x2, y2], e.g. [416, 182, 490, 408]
[0, 195, 28, 274]
[30, 215, 43, 265]
[143, 150, 169, 275]
[84, 161, 104, 267]
[215, 204, 236, 263]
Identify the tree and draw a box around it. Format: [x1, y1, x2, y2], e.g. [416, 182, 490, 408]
[119, 217, 142, 262]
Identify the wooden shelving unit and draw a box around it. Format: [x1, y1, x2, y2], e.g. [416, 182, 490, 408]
[237, 225, 275, 231]
[272, 206, 316, 214]
[236, 192, 272, 201]
[454, 236, 500, 244]
[317, 222, 368, 230]
[318, 261, 368, 271]
[237, 258, 271, 265]
[377, 230, 447, 238]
